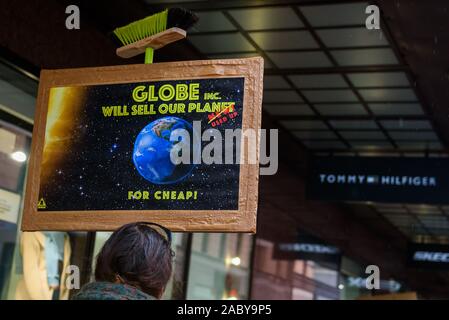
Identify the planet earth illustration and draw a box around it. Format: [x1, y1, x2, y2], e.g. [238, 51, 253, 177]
[132, 116, 197, 184]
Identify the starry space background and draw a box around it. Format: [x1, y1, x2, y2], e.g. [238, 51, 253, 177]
[38, 77, 244, 211]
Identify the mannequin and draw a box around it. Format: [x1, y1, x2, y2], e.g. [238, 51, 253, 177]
[15, 231, 71, 300]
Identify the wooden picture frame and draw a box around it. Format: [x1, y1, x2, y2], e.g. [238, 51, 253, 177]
[21, 57, 264, 232]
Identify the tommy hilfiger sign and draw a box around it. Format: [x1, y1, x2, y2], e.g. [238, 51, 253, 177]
[318, 174, 437, 187]
[407, 243, 449, 269]
[307, 157, 449, 204]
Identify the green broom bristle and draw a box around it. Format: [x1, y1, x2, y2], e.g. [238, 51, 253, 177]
[113, 9, 169, 46]
[112, 8, 198, 48]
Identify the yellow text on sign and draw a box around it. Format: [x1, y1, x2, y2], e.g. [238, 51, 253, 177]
[132, 84, 200, 102]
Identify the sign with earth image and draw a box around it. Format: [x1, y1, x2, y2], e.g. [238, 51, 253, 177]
[22, 58, 263, 232]
[38, 78, 243, 211]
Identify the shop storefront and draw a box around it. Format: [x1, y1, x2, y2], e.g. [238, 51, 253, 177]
[0, 58, 34, 299]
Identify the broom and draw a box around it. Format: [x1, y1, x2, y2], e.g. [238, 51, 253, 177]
[112, 8, 198, 64]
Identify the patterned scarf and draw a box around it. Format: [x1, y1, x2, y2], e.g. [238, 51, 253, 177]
[72, 281, 156, 300]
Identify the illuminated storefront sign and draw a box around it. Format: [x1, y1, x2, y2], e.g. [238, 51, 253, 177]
[347, 277, 401, 292]
[273, 230, 341, 265]
[407, 243, 449, 269]
[307, 156, 449, 204]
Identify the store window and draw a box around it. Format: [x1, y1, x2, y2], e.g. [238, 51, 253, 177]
[251, 238, 340, 300]
[293, 260, 340, 300]
[298, 260, 340, 288]
[187, 233, 253, 300]
[0, 59, 35, 299]
[0, 123, 31, 299]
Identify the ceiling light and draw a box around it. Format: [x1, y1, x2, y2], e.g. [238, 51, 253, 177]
[230, 257, 241, 266]
[11, 151, 27, 163]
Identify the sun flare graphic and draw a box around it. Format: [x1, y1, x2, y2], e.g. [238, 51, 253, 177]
[40, 86, 86, 183]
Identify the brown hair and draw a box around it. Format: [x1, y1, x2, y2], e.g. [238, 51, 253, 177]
[94, 222, 174, 298]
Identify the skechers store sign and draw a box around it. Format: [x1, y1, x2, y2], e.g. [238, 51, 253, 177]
[306, 157, 448, 204]
[347, 277, 401, 292]
[407, 243, 449, 269]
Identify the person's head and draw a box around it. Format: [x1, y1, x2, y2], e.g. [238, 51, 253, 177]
[94, 222, 174, 299]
